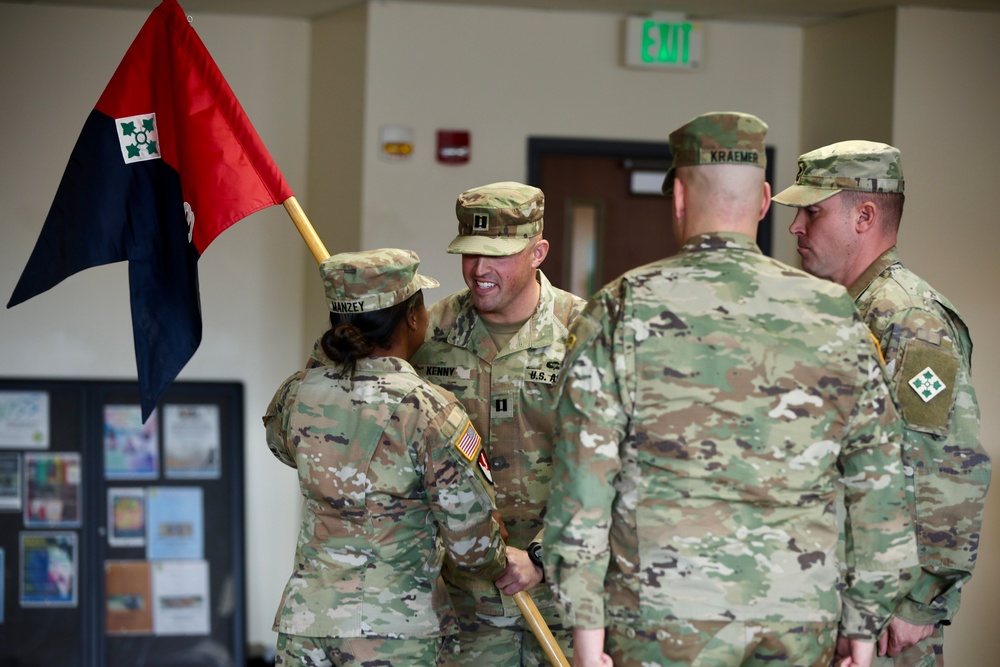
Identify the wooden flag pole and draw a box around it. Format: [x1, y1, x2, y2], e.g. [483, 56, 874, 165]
[283, 196, 330, 263]
[281, 196, 568, 667]
[513, 591, 571, 667]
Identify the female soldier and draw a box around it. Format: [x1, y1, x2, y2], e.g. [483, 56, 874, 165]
[264, 248, 506, 666]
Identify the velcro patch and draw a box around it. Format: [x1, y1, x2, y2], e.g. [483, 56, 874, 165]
[454, 422, 482, 461]
[699, 148, 760, 166]
[525, 367, 559, 385]
[490, 393, 515, 419]
[896, 339, 959, 435]
[908, 366, 946, 403]
[422, 365, 460, 378]
[477, 449, 494, 486]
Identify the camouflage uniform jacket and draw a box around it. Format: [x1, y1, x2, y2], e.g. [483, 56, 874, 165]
[543, 232, 919, 639]
[263, 355, 506, 638]
[850, 246, 991, 626]
[410, 270, 585, 617]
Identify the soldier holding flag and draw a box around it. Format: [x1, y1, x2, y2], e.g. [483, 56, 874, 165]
[264, 249, 506, 665]
[304, 184, 582, 666]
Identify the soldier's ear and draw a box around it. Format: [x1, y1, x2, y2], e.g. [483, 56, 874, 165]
[673, 178, 686, 222]
[531, 238, 549, 268]
[405, 302, 419, 331]
[758, 181, 772, 222]
[855, 200, 877, 234]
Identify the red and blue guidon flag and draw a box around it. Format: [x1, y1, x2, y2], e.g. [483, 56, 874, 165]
[7, 0, 293, 421]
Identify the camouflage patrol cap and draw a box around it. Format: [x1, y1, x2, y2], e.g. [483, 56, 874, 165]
[447, 181, 544, 256]
[320, 248, 439, 314]
[662, 111, 768, 196]
[772, 140, 905, 207]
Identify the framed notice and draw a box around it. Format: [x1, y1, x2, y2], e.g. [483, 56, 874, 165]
[146, 487, 203, 560]
[108, 487, 146, 548]
[164, 405, 220, 480]
[0, 453, 22, 511]
[24, 452, 82, 528]
[104, 406, 159, 480]
[151, 560, 210, 636]
[0, 391, 49, 449]
[105, 560, 153, 634]
[20, 531, 78, 607]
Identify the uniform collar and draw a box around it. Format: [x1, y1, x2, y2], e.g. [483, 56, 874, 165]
[678, 231, 762, 255]
[848, 246, 900, 300]
[447, 270, 559, 353]
[354, 355, 418, 375]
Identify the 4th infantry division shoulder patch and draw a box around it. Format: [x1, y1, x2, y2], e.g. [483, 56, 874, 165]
[908, 366, 946, 403]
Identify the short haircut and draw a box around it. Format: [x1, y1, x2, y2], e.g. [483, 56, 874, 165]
[839, 190, 905, 233]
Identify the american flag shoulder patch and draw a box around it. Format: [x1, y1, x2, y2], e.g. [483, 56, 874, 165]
[454, 422, 482, 461]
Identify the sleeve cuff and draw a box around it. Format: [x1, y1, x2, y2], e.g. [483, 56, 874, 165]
[838, 604, 882, 641]
[894, 597, 950, 626]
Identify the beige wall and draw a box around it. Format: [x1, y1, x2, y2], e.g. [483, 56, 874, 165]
[0, 3, 310, 649]
[801, 9, 896, 149]
[891, 8, 1000, 663]
[304, 3, 370, 347]
[357, 1, 804, 295]
[1, 0, 997, 657]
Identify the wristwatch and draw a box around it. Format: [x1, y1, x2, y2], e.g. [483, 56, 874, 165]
[527, 541, 545, 582]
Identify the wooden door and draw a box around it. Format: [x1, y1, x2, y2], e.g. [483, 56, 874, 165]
[539, 152, 676, 297]
[529, 138, 774, 299]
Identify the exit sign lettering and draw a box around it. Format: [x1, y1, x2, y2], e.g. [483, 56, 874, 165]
[625, 16, 703, 70]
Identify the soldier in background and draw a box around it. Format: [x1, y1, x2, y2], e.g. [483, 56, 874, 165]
[264, 249, 506, 666]
[543, 112, 918, 667]
[773, 141, 991, 667]
[411, 182, 585, 666]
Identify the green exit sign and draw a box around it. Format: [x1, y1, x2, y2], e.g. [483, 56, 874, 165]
[625, 16, 703, 70]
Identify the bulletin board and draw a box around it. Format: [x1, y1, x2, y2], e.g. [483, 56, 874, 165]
[0, 378, 245, 667]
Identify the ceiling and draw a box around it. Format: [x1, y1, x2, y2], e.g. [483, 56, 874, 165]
[5, 0, 1000, 24]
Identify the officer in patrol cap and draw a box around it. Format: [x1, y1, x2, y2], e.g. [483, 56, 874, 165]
[264, 248, 507, 666]
[774, 141, 991, 667]
[411, 183, 584, 666]
[446, 181, 545, 256]
[544, 114, 918, 667]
